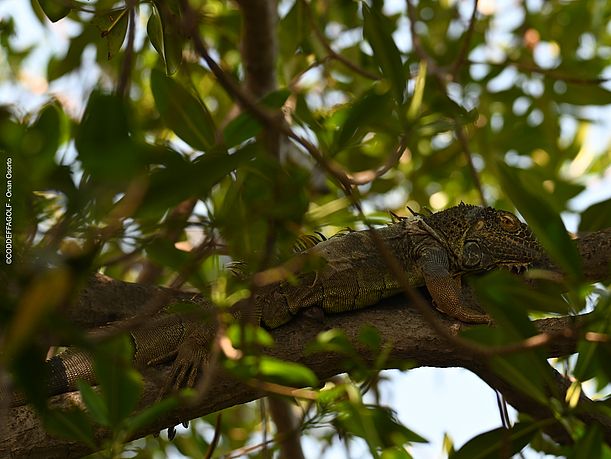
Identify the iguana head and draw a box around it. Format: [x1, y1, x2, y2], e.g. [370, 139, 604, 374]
[424, 203, 544, 274]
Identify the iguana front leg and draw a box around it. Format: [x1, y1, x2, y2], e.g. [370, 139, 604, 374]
[148, 321, 217, 394]
[418, 247, 490, 324]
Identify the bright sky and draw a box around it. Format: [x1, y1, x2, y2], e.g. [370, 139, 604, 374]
[1, 1, 610, 458]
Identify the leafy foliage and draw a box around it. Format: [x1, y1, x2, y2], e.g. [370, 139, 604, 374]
[1, 0, 610, 457]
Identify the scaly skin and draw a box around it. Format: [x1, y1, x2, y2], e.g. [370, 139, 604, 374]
[163, 203, 544, 391]
[6, 203, 545, 405]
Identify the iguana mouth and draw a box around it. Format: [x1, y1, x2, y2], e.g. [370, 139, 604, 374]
[500, 263, 531, 275]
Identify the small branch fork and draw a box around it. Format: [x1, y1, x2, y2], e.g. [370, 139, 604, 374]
[300, 0, 380, 81]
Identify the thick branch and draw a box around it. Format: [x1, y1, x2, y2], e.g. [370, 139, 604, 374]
[236, 0, 277, 98]
[0, 298, 605, 459]
[2, 229, 609, 457]
[68, 227, 611, 327]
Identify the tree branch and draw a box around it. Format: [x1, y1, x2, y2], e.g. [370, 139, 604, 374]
[3, 228, 609, 457]
[1, 298, 602, 458]
[66, 227, 611, 328]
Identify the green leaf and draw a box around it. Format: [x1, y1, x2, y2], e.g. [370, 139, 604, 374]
[470, 271, 569, 315]
[309, 329, 358, 357]
[334, 403, 427, 449]
[489, 357, 549, 405]
[359, 325, 382, 352]
[75, 91, 147, 182]
[227, 323, 274, 348]
[150, 68, 216, 151]
[36, 0, 71, 22]
[42, 409, 96, 448]
[223, 89, 291, 147]
[573, 300, 611, 382]
[147, 5, 164, 60]
[139, 144, 255, 216]
[124, 397, 179, 433]
[258, 356, 318, 387]
[406, 60, 427, 121]
[22, 103, 62, 182]
[92, 9, 129, 60]
[451, 421, 546, 459]
[93, 336, 143, 426]
[554, 83, 611, 106]
[333, 90, 393, 152]
[362, 5, 405, 105]
[496, 163, 582, 281]
[77, 381, 109, 427]
[568, 425, 602, 459]
[381, 447, 413, 459]
[147, 3, 184, 74]
[152, 2, 184, 75]
[579, 197, 611, 232]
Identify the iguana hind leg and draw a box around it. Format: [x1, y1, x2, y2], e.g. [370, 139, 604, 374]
[419, 248, 490, 324]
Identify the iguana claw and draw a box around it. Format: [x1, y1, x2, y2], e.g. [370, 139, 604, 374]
[152, 326, 215, 399]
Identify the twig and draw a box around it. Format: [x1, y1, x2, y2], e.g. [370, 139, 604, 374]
[302, 0, 380, 81]
[345, 137, 409, 186]
[469, 59, 611, 85]
[179, 0, 355, 196]
[454, 123, 486, 206]
[116, 2, 136, 98]
[203, 414, 222, 459]
[450, 0, 479, 79]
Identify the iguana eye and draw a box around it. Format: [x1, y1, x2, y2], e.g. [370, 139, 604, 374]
[499, 213, 519, 232]
[463, 241, 482, 268]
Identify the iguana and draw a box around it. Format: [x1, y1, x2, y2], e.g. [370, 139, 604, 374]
[5, 203, 545, 406]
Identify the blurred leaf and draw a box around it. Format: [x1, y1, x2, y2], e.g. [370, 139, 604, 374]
[75, 91, 147, 182]
[147, 5, 164, 61]
[381, 448, 413, 459]
[359, 325, 382, 352]
[223, 89, 291, 147]
[124, 397, 179, 433]
[77, 381, 109, 427]
[47, 26, 98, 81]
[334, 403, 427, 450]
[150, 68, 216, 151]
[258, 357, 318, 387]
[93, 336, 143, 426]
[496, 164, 582, 281]
[554, 83, 611, 106]
[42, 409, 96, 448]
[362, 5, 405, 105]
[308, 329, 358, 357]
[92, 9, 128, 60]
[470, 271, 569, 314]
[36, 0, 70, 22]
[573, 297, 611, 384]
[3, 267, 72, 363]
[568, 425, 602, 459]
[489, 356, 549, 405]
[278, 0, 308, 57]
[579, 198, 611, 232]
[333, 90, 393, 152]
[22, 103, 62, 182]
[451, 421, 547, 459]
[227, 323, 274, 348]
[149, 1, 184, 74]
[407, 60, 427, 121]
[139, 144, 255, 216]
